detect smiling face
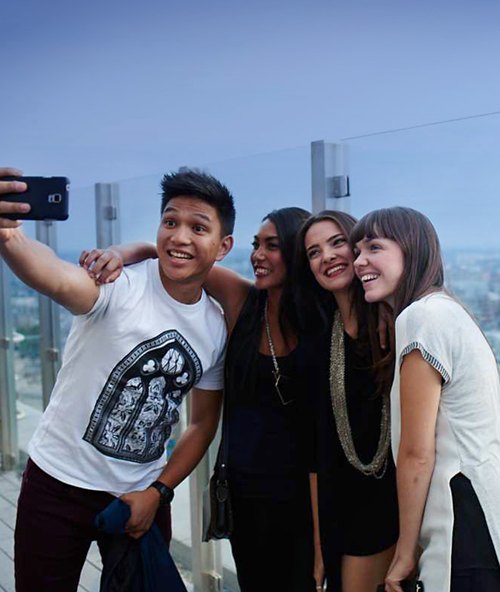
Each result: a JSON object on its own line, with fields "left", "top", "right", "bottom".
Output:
{"left": 353, "top": 236, "right": 405, "bottom": 307}
{"left": 156, "top": 195, "right": 232, "bottom": 302}
{"left": 250, "top": 219, "right": 287, "bottom": 291}
{"left": 304, "top": 219, "right": 356, "bottom": 295}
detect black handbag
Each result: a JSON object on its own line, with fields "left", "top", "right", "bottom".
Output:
{"left": 202, "top": 397, "right": 233, "bottom": 542}
{"left": 376, "top": 579, "right": 424, "bottom": 592}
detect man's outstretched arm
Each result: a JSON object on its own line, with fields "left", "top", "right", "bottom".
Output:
{"left": 0, "top": 170, "right": 100, "bottom": 314}
{"left": 121, "top": 386, "right": 223, "bottom": 539}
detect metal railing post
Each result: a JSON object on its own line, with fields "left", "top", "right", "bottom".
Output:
{"left": 188, "top": 397, "right": 223, "bottom": 592}
{"left": 36, "top": 221, "right": 62, "bottom": 409}
{"left": 95, "top": 183, "right": 121, "bottom": 248}
{"left": 311, "top": 140, "right": 351, "bottom": 213}
{"left": 0, "top": 260, "right": 18, "bottom": 470}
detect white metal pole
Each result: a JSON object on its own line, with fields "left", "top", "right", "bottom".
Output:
{"left": 188, "top": 392, "right": 224, "bottom": 592}
{"left": 36, "top": 220, "right": 62, "bottom": 409}
{"left": 311, "top": 140, "right": 351, "bottom": 213}
{"left": 95, "top": 183, "right": 121, "bottom": 248}
{"left": 0, "top": 260, "right": 18, "bottom": 469}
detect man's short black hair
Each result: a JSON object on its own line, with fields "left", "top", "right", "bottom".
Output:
{"left": 160, "top": 168, "right": 235, "bottom": 236}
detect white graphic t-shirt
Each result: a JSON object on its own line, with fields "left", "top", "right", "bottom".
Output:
{"left": 29, "top": 259, "right": 226, "bottom": 495}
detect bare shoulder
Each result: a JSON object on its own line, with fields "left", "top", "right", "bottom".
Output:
{"left": 205, "top": 266, "right": 252, "bottom": 330}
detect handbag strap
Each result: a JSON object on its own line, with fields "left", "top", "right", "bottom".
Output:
{"left": 216, "top": 394, "right": 230, "bottom": 482}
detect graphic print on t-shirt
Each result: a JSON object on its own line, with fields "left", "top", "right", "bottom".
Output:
{"left": 83, "top": 330, "right": 202, "bottom": 463}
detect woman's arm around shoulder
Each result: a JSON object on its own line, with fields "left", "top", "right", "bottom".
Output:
{"left": 204, "top": 266, "right": 253, "bottom": 333}
{"left": 79, "top": 243, "right": 157, "bottom": 284}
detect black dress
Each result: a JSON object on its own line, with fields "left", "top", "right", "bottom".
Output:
{"left": 223, "top": 288, "right": 315, "bottom": 592}
{"left": 306, "top": 329, "right": 399, "bottom": 588}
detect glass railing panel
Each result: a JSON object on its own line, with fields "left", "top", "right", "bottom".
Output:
{"left": 5, "top": 146, "right": 310, "bottom": 583}
{"left": 118, "top": 146, "right": 311, "bottom": 272}
{"left": 57, "top": 184, "right": 98, "bottom": 341}
{"left": 8, "top": 221, "right": 43, "bottom": 448}
{"left": 11, "top": 185, "right": 97, "bottom": 467}
{"left": 346, "top": 116, "right": 500, "bottom": 360}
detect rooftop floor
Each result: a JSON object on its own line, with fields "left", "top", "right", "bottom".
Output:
{"left": 0, "top": 470, "right": 194, "bottom": 592}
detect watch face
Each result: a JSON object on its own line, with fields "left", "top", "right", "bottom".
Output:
{"left": 151, "top": 481, "right": 174, "bottom": 505}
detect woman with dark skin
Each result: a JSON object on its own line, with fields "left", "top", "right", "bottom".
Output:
{"left": 295, "top": 211, "right": 399, "bottom": 592}
{"left": 80, "top": 207, "right": 316, "bottom": 592}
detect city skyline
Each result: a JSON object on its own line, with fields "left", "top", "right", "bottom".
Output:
{"left": 8, "top": 245, "right": 500, "bottom": 364}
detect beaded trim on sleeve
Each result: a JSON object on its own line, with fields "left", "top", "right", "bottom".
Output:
{"left": 329, "top": 310, "right": 390, "bottom": 478}
{"left": 400, "top": 342, "right": 451, "bottom": 384}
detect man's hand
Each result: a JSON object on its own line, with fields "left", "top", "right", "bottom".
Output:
{"left": 0, "top": 167, "right": 100, "bottom": 314}
{"left": 0, "top": 167, "right": 30, "bottom": 240}
{"left": 121, "top": 487, "right": 161, "bottom": 539}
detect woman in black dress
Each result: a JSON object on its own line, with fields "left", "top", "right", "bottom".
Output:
{"left": 296, "top": 211, "right": 399, "bottom": 592}
{"left": 204, "top": 207, "right": 315, "bottom": 592}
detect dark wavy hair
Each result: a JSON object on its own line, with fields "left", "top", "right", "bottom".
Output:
{"left": 350, "top": 206, "right": 444, "bottom": 317}
{"left": 224, "top": 207, "right": 311, "bottom": 404}
{"left": 263, "top": 207, "right": 311, "bottom": 340}
{"left": 295, "top": 210, "right": 390, "bottom": 395}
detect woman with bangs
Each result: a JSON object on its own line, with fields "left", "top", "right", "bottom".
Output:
{"left": 352, "top": 207, "right": 500, "bottom": 592}
{"left": 295, "top": 211, "right": 399, "bottom": 592}
{"left": 80, "top": 207, "right": 317, "bottom": 592}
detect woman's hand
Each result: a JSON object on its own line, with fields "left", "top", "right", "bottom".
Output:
{"left": 79, "top": 248, "right": 124, "bottom": 284}
{"left": 383, "top": 547, "right": 417, "bottom": 592}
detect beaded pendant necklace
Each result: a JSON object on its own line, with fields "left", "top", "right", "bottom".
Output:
{"left": 264, "top": 302, "right": 293, "bottom": 406}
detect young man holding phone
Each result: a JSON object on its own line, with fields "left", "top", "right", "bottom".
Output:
{"left": 0, "top": 166, "right": 235, "bottom": 592}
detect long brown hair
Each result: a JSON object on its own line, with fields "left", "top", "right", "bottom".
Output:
{"left": 295, "top": 210, "right": 389, "bottom": 395}
{"left": 350, "top": 207, "right": 446, "bottom": 392}
{"left": 350, "top": 206, "right": 445, "bottom": 317}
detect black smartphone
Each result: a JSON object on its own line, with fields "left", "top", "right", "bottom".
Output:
{"left": 1, "top": 176, "right": 70, "bottom": 221}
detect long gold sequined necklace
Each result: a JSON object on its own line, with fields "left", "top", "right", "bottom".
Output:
{"left": 264, "top": 302, "right": 293, "bottom": 406}
{"left": 329, "top": 309, "right": 390, "bottom": 477}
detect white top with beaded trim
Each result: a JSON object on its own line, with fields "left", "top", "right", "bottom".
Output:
{"left": 391, "top": 291, "right": 500, "bottom": 592}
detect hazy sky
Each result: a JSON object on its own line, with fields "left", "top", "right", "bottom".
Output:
{"left": 3, "top": 0, "right": 500, "bottom": 248}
